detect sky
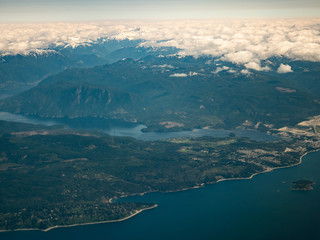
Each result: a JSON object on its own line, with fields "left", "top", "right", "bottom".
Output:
{"left": 0, "top": 0, "right": 320, "bottom": 22}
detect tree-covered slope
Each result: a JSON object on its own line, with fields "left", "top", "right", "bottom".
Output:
{"left": 1, "top": 56, "right": 320, "bottom": 129}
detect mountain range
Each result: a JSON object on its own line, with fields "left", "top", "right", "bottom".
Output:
{"left": 1, "top": 53, "right": 319, "bottom": 130}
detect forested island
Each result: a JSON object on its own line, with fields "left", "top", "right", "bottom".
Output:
{"left": 292, "top": 179, "right": 316, "bottom": 191}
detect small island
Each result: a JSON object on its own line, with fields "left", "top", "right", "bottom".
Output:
{"left": 292, "top": 179, "right": 315, "bottom": 191}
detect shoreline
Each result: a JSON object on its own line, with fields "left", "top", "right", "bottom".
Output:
{"left": 214, "top": 150, "right": 315, "bottom": 184}
{"left": 0, "top": 204, "right": 158, "bottom": 233}
{"left": 118, "top": 149, "right": 319, "bottom": 198}
{"left": 1, "top": 149, "right": 319, "bottom": 234}
{"left": 165, "top": 149, "right": 319, "bottom": 193}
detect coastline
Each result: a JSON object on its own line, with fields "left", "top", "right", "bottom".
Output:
{"left": 166, "top": 149, "right": 319, "bottom": 193}
{"left": 1, "top": 149, "right": 319, "bottom": 233}
{"left": 0, "top": 204, "right": 158, "bottom": 233}
{"left": 123, "top": 149, "right": 320, "bottom": 197}
{"left": 214, "top": 149, "right": 318, "bottom": 184}
{"left": 168, "top": 149, "right": 320, "bottom": 194}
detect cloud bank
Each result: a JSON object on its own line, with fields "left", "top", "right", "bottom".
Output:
{"left": 1, "top": 19, "right": 320, "bottom": 71}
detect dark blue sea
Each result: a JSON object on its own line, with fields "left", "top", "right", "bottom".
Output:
{"left": 2, "top": 149, "right": 320, "bottom": 240}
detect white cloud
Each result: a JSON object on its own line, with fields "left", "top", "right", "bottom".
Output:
{"left": 213, "top": 66, "right": 229, "bottom": 74}
{"left": 0, "top": 19, "right": 319, "bottom": 71}
{"left": 241, "top": 69, "right": 251, "bottom": 75}
{"left": 277, "top": 64, "right": 293, "bottom": 73}
{"left": 213, "top": 68, "right": 222, "bottom": 74}
{"left": 170, "top": 73, "right": 187, "bottom": 77}
{"left": 222, "top": 51, "right": 255, "bottom": 64}
{"left": 244, "top": 62, "right": 270, "bottom": 71}
{"left": 188, "top": 72, "right": 199, "bottom": 76}
{"left": 222, "top": 66, "right": 229, "bottom": 70}
{"left": 152, "top": 64, "right": 175, "bottom": 69}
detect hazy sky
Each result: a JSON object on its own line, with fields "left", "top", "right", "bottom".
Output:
{"left": 0, "top": 0, "right": 319, "bottom": 22}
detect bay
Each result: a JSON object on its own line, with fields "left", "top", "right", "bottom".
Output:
{"left": 2, "top": 151, "right": 320, "bottom": 240}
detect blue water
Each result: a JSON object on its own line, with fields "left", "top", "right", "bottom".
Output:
{"left": 104, "top": 124, "right": 279, "bottom": 141}
{"left": 0, "top": 111, "right": 279, "bottom": 141}
{"left": 2, "top": 151, "right": 320, "bottom": 240}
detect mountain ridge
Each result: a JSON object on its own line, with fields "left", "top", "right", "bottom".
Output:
{"left": 1, "top": 56, "right": 319, "bottom": 130}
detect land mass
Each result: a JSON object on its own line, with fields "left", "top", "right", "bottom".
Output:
{"left": 1, "top": 116, "right": 319, "bottom": 231}
{"left": 1, "top": 54, "right": 320, "bottom": 232}
{"left": 0, "top": 204, "right": 158, "bottom": 233}
{"left": 1, "top": 56, "right": 320, "bottom": 131}
{"left": 292, "top": 179, "right": 316, "bottom": 191}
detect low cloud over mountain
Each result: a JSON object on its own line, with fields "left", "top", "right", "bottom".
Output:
{"left": 1, "top": 19, "right": 319, "bottom": 71}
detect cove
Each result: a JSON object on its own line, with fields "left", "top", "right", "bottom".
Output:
{"left": 1, "top": 150, "right": 320, "bottom": 240}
